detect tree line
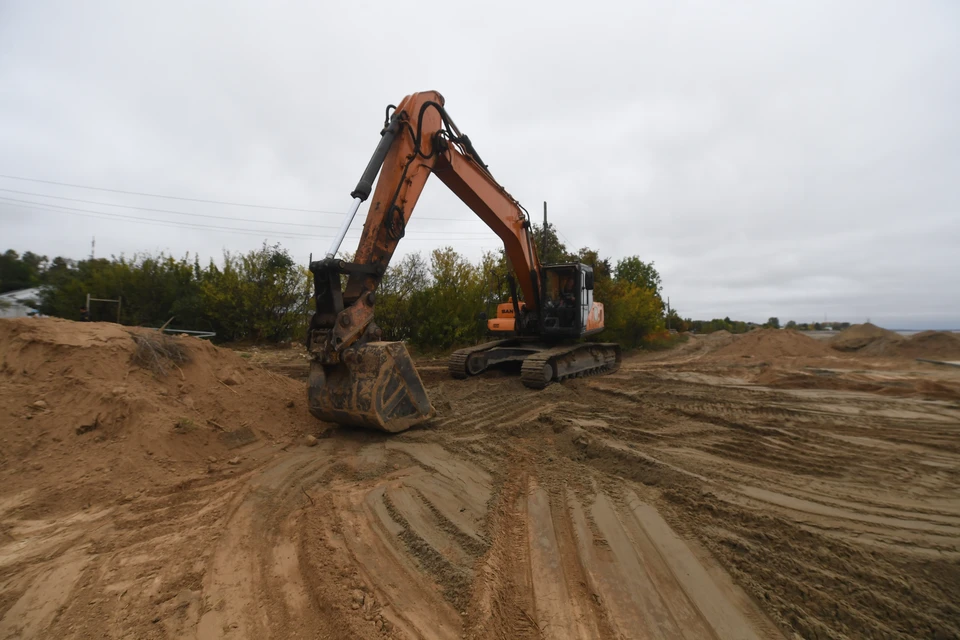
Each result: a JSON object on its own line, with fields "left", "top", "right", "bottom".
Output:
{"left": 1, "top": 228, "right": 670, "bottom": 349}
{"left": 669, "top": 316, "right": 854, "bottom": 335}
{"left": 671, "top": 316, "right": 782, "bottom": 334}
{"left": 376, "top": 224, "right": 668, "bottom": 351}
{"left": 0, "top": 249, "right": 47, "bottom": 293}
{"left": 785, "top": 320, "right": 851, "bottom": 331}
{"left": 1, "top": 245, "right": 309, "bottom": 342}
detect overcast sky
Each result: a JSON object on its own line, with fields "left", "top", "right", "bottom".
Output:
{"left": 1, "top": 1, "right": 957, "bottom": 328}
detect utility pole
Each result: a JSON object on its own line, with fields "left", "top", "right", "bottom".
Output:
{"left": 90, "top": 236, "right": 95, "bottom": 260}
{"left": 542, "top": 201, "right": 548, "bottom": 258}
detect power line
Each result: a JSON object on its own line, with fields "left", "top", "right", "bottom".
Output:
{"left": 0, "top": 186, "right": 488, "bottom": 226}
{"left": 0, "top": 200, "right": 323, "bottom": 242}
{"left": 0, "top": 174, "right": 492, "bottom": 224}
{"left": 557, "top": 228, "right": 576, "bottom": 249}
{"left": 0, "top": 199, "right": 349, "bottom": 241}
{"left": 0, "top": 173, "right": 341, "bottom": 214}
{"left": 0, "top": 195, "right": 495, "bottom": 237}
{"left": 0, "top": 199, "right": 497, "bottom": 244}
{"left": 0, "top": 188, "right": 343, "bottom": 229}
{"left": 0, "top": 198, "right": 494, "bottom": 242}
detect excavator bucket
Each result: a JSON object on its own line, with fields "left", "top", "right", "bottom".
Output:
{"left": 307, "top": 341, "right": 435, "bottom": 433}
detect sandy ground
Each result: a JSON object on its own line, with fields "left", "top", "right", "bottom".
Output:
{"left": 1, "top": 320, "right": 959, "bottom": 639}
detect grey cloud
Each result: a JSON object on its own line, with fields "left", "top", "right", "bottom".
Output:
{"left": 1, "top": 0, "right": 957, "bottom": 327}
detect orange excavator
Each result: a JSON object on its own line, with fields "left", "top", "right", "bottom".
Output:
{"left": 307, "top": 91, "right": 620, "bottom": 433}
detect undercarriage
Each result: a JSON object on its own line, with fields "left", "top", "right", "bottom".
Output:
{"left": 449, "top": 338, "right": 621, "bottom": 388}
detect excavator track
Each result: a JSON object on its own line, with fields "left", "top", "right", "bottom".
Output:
{"left": 447, "top": 351, "right": 470, "bottom": 380}
{"left": 520, "top": 342, "right": 621, "bottom": 389}
{"left": 448, "top": 340, "right": 516, "bottom": 379}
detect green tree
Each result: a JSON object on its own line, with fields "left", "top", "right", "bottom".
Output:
{"left": 765, "top": 317, "right": 780, "bottom": 329}
{"left": 38, "top": 253, "right": 202, "bottom": 324}
{"left": 596, "top": 279, "right": 664, "bottom": 347}
{"left": 377, "top": 252, "right": 429, "bottom": 341}
{"left": 531, "top": 223, "right": 572, "bottom": 265}
{"left": 36, "top": 243, "right": 309, "bottom": 341}
{"left": 614, "top": 256, "right": 661, "bottom": 294}
{"left": 665, "top": 309, "right": 687, "bottom": 332}
{"left": 574, "top": 247, "right": 613, "bottom": 280}
{"left": 0, "top": 249, "right": 47, "bottom": 293}
{"left": 785, "top": 320, "right": 797, "bottom": 329}
{"left": 21, "top": 251, "right": 48, "bottom": 274}
{"left": 199, "top": 243, "right": 309, "bottom": 341}
{"left": 687, "top": 317, "right": 753, "bottom": 334}
{"left": 407, "top": 247, "right": 486, "bottom": 350}
{"left": 477, "top": 250, "right": 513, "bottom": 315}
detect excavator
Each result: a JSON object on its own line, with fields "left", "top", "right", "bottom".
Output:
{"left": 307, "top": 90, "right": 621, "bottom": 433}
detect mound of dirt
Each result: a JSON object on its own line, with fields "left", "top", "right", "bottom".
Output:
{"left": 0, "top": 317, "right": 312, "bottom": 513}
{"left": 858, "top": 336, "right": 909, "bottom": 356}
{"left": 901, "top": 330, "right": 960, "bottom": 359}
{"left": 700, "top": 329, "right": 734, "bottom": 347}
{"left": 678, "top": 330, "right": 735, "bottom": 353}
{"left": 830, "top": 323, "right": 905, "bottom": 353}
{"left": 830, "top": 324, "right": 960, "bottom": 359}
{"left": 710, "top": 329, "right": 834, "bottom": 359}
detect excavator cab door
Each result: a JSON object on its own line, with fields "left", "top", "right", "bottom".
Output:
{"left": 581, "top": 266, "right": 594, "bottom": 330}
{"left": 541, "top": 264, "right": 587, "bottom": 339}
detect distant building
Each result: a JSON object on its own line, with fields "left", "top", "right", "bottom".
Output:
{"left": 0, "top": 287, "right": 43, "bottom": 318}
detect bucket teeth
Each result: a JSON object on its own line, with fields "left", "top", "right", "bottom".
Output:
{"left": 308, "top": 342, "right": 434, "bottom": 433}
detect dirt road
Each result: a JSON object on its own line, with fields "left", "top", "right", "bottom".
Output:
{"left": 2, "top": 320, "right": 959, "bottom": 638}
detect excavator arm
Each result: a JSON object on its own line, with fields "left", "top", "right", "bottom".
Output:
{"left": 307, "top": 91, "right": 543, "bottom": 431}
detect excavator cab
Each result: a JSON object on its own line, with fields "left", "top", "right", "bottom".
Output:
{"left": 541, "top": 264, "right": 598, "bottom": 338}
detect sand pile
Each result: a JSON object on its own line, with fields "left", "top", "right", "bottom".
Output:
{"left": 830, "top": 323, "right": 905, "bottom": 353}
{"left": 830, "top": 324, "right": 960, "bottom": 359}
{"left": 0, "top": 317, "right": 311, "bottom": 511}
{"left": 700, "top": 329, "right": 735, "bottom": 348}
{"left": 711, "top": 329, "right": 834, "bottom": 359}
{"left": 901, "top": 331, "right": 960, "bottom": 360}
{"left": 679, "top": 330, "right": 735, "bottom": 353}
